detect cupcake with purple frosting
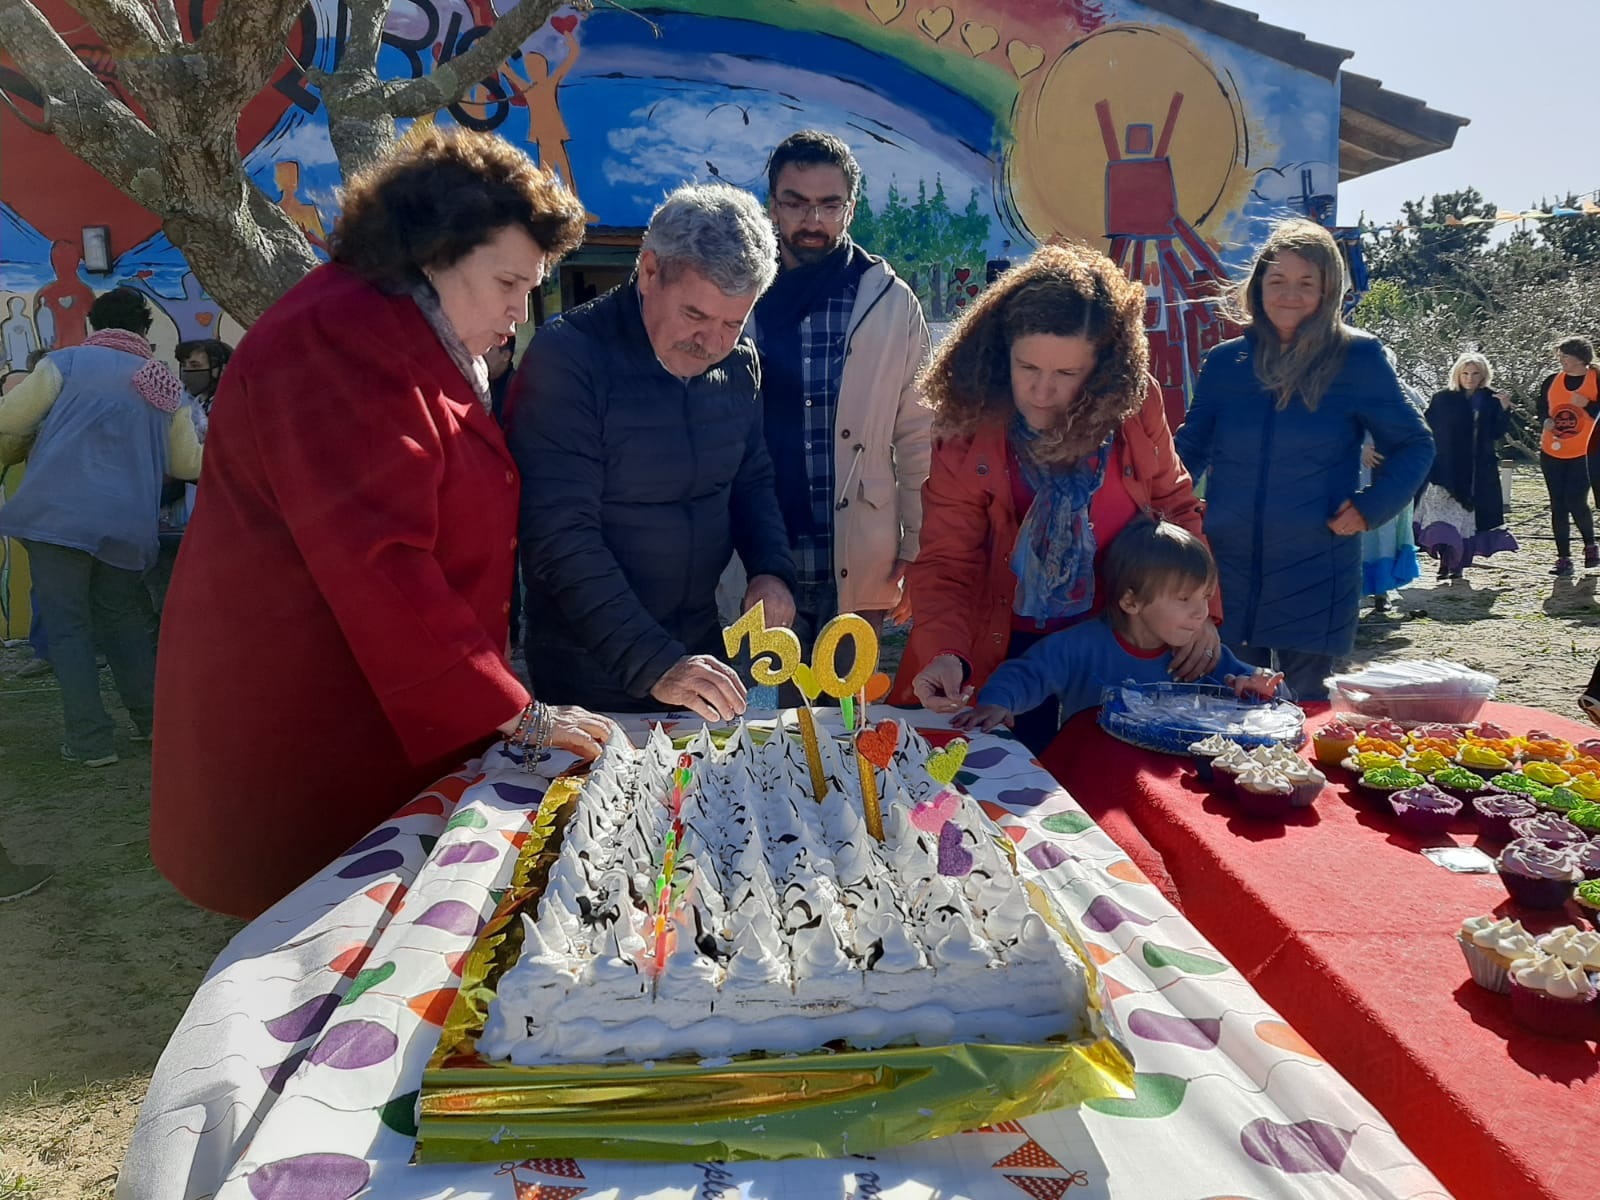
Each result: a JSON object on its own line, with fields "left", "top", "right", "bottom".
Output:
{"left": 1472, "top": 793, "right": 1539, "bottom": 844}
{"left": 1496, "top": 839, "right": 1583, "bottom": 909}
{"left": 1509, "top": 813, "right": 1589, "bottom": 848}
{"left": 1388, "top": 783, "right": 1462, "bottom": 835}
{"left": 1569, "top": 839, "right": 1600, "bottom": 882}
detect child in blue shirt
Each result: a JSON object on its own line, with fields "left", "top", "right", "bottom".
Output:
{"left": 954, "top": 518, "right": 1282, "bottom": 734}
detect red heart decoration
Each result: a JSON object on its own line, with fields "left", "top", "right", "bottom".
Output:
{"left": 196, "top": 312, "right": 215, "bottom": 326}
{"left": 954, "top": 267, "right": 971, "bottom": 283}
{"left": 551, "top": 14, "right": 579, "bottom": 33}
{"left": 855, "top": 719, "right": 899, "bottom": 768}
{"left": 966, "top": 284, "right": 979, "bottom": 296}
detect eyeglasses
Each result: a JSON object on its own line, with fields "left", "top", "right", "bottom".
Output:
{"left": 776, "top": 199, "right": 848, "bottom": 222}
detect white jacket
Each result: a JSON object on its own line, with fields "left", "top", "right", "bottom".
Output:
{"left": 831, "top": 260, "right": 933, "bottom": 612}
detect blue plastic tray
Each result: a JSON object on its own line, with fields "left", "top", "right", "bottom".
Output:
{"left": 1096, "top": 680, "right": 1306, "bottom": 757}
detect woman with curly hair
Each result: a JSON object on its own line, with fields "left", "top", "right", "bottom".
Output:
{"left": 151, "top": 128, "right": 613, "bottom": 919}
{"left": 891, "top": 241, "right": 1215, "bottom": 750}
{"left": 1175, "top": 219, "right": 1433, "bottom": 699}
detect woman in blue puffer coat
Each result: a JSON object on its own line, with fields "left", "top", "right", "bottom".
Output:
{"left": 1175, "top": 219, "right": 1434, "bottom": 699}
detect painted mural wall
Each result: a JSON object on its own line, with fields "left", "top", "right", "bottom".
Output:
{"left": 1, "top": 0, "right": 1341, "bottom": 400}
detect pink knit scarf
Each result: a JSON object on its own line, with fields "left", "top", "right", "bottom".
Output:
{"left": 82, "top": 329, "right": 182, "bottom": 413}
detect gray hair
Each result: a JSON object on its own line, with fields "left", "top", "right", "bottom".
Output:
{"left": 640, "top": 183, "right": 777, "bottom": 297}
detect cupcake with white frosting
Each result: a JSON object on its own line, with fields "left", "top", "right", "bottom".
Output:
{"left": 1455, "top": 914, "right": 1537, "bottom": 993}
{"left": 1508, "top": 950, "right": 1598, "bottom": 1039}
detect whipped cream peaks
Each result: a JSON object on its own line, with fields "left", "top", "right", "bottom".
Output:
{"left": 1511, "top": 950, "right": 1597, "bottom": 1001}
{"left": 1535, "top": 925, "right": 1600, "bottom": 971}
{"left": 480, "top": 721, "right": 1091, "bottom": 1065}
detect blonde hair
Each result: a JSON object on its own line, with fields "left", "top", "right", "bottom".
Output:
{"left": 1447, "top": 352, "right": 1493, "bottom": 391}
{"left": 1223, "top": 218, "right": 1350, "bottom": 412}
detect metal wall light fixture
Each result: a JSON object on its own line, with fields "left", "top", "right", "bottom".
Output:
{"left": 81, "top": 225, "right": 112, "bottom": 274}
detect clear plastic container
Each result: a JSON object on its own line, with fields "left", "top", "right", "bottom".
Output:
{"left": 1097, "top": 680, "right": 1306, "bottom": 755}
{"left": 1324, "top": 659, "right": 1497, "bottom": 726}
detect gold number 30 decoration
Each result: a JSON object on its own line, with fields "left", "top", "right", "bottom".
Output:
{"left": 722, "top": 605, "right": 880, "bottom": 698}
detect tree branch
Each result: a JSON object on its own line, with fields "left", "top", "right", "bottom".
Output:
{"left": 143, "top": 0, "right": 182, "bottom": 44}
{"left": 313, "top": 0, "right": 394, "bottom": 172}
{"left": 379, "top": 0, "right": 580, "bottom": 120}
{"left": 0, "top": 0, "right": 167, "bottom": 208}
{"left": 70, "top": 0, "right": 168, "bottom": 53}
{"left": 339, "top": 0, "right": 387, "bottom": 79}
{"left": 194, "top": 0, "right": 308, "bottom": 117}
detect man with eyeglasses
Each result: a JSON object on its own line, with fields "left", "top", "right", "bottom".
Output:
{"left": 751, "top": 130, "right": 932, "bottom": 680}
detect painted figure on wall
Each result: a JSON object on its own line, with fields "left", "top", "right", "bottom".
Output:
{"left": 1099, "top": 93, "right": 1228, "bottom": 431}
{"left": 3, "top": 0, "right": 1352, "bottom": 389}
{"left": 459, "top": 15, "right": 583, "bottom": 203}
{"left": 272, "top": 160, "right": 328, "bottom": 250}
{"left": 36, "top": 239, "right": 94, "bottom": 348}
{"left": 2, "top": 297, "right": 40, "bottom": 370}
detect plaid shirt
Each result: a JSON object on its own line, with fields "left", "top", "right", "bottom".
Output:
{"left": 791, "top": 280, "right": 858, "bottom": 590}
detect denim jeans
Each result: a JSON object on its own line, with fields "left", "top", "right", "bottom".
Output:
{"left": 21, "top": 540, "right": 156, "bottom": 756}
{"left": 26, "top": 584, "right": 47, "bottom": 660}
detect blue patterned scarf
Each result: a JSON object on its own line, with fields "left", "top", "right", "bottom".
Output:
{"left": 1009, "top": 416, "right": 1113, "bottom": 623}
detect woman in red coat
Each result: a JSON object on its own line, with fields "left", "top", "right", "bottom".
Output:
{"left": 892, "top": 242, "right": 1219, "bottom": 750}
{"left": 152, "top": 129, "right": 611, "bottom": 919}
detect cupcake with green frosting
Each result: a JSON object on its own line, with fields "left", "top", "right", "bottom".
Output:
{"left": 1538, "top": 786, "right": 1584, "bottom": 816}
{"left": 1574, "top": 878, "right": 1600, "bottom": 927}
{"left": 1355, "top": 765, "right": 1426, "bottom": 807}
{"left": 1430, "top": 764, "right": 1491, "bottom": 802}
{"left": 1486, "top": 773, "right": 1555, "bottom": 805}
{"left": 1567, "top": 801, "right": 1600, "bottom": 836}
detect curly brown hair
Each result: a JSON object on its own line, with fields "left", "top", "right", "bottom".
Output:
{"left": 920, "top": 241, "right": 1148, "bottom": 465}
{"left": 331, "top": 126, "right": 586, "bottom": 292}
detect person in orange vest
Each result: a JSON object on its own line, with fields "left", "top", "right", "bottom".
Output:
{"left": 1535, "top": 336, "right": 1600, "bottom": 575}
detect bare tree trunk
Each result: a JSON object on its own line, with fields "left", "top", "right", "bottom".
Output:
{"left": 0, "top": 0, "right": 581, "bottom": 324}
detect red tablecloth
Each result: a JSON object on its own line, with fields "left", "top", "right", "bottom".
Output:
{"left": 1043, "top": 701, "right": 1598, "bottom": 1200}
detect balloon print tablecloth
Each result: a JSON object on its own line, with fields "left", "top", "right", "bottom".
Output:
{"left": 117, "top": 713, "right": 1450, "bottom": 1200}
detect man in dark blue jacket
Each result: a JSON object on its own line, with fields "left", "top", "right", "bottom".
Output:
{"left": 509, "top": 184, "right": 797, "bottom": 720}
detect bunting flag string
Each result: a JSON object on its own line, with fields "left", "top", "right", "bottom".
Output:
{"left": 1356, "top": 191, "right": 1600, "bottom": 240}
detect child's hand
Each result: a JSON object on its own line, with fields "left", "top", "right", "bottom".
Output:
{"left": 1226, "top": 670, "right": 1284, "bottom": 701}
{"left": 952, "top": 703, "right": 1014, "bottom": 733}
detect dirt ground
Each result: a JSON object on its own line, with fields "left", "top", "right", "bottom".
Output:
{"left": 0, "top": 466, "right": 1595, "bottom": 1199}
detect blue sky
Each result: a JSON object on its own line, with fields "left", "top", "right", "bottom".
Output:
{"left": 1244, "top": 0, "right": 1598, "bottom": 225}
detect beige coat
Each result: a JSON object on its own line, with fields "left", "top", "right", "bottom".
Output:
{"left": 831, "top": 261, "right": 933, "bottom": 612}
